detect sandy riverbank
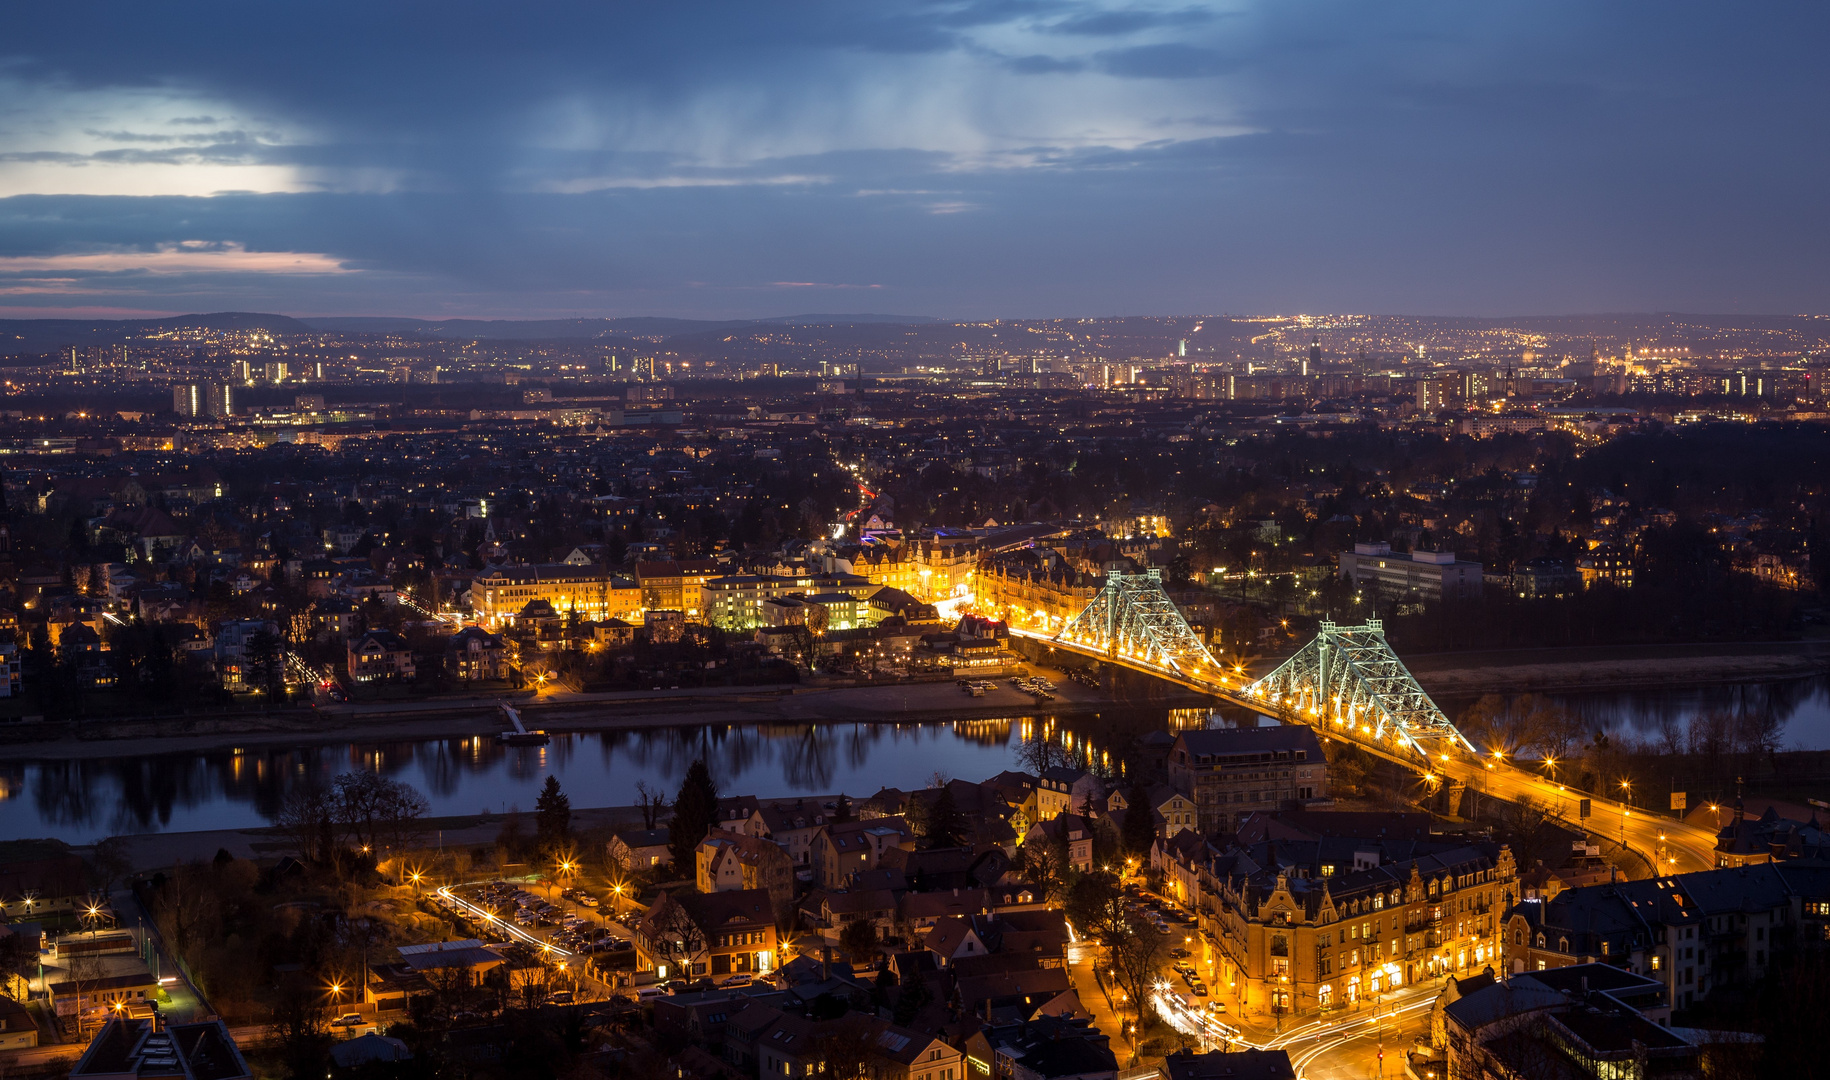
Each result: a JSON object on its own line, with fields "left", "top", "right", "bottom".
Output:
{"left": 1407, "top": 641, "right": 1830, "bottom": 695}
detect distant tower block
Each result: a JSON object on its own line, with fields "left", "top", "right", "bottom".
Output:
{"left": 1308, "top": 337, "right": 1320, "bottom": 375}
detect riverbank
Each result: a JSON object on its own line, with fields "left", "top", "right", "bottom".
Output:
{"left": 1407, "top": 641, "right": 1830, "bottom": 695}
{"left": 0, "top": 665, "right": 1213, "bottom": 761}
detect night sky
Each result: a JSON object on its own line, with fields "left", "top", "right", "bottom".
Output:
{"left": 2, "top": 2, "right": 1825, "bottom": 320}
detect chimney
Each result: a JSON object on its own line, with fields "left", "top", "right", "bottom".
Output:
{"left": 1580, "top": 975, "right": 1589, "bottom": 995}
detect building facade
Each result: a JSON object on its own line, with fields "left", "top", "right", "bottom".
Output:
{"left": 1337, "top": 542, "right": 1482, "bottom": 601}
{"left": 1502, "top": 862, "right": 1830, "bottom": 1012}
{"left": 471, "top": 563, "right": 642, "bottom": 627}
{"left": 1167, "top": 727, "right": 1329, "bottom": 834}
{"left": 1192, "top": 843, "right": 1516, "bottom": 1018}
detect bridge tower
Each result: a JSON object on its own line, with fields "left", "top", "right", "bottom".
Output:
{"left": 1054, "top": 569, "right": 1223, "bottom": 682}
{"left": 1242, "top": 619, "right": 1476, "bottom": 758}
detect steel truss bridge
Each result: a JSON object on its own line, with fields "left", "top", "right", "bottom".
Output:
{"left": 1044, "top": 570, "right": 1473, "bottom": 759}
{"left": 1023, "top": 569, "right": 1723, "bottom": 874}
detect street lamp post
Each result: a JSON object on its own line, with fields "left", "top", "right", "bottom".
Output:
{"left": 1620, "top": 779, "right": 1633, "bottom": 846}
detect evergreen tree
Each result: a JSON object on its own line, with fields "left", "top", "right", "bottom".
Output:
{"left": 1120, "top": 781, "right": 1158, "bottom": 858}
{"left": 534, "top": 776, "right": 572, "bottom": 855}
{"left": 892, "top": 970, "right": 931, "bottom": 1024}
{"left": 923, "top": 787, "right": 966, "bottom": 850}
{"left": 669, "top": 759, "right": 720, "bottom": 870}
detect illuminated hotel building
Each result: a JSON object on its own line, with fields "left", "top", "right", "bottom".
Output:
{"left": 471, "top": 564, "right": 643, "bottom": 627}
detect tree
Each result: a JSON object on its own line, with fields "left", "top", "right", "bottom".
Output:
{"left": 669, "top": 759, "right": 720, "bottom": 870}
{"left": 331, "top": 772, "right": 430, "bottom": 856}
{"left": 276, "top": 783, "right": 337, "bottom": 864}
{"left": 0, "top": 931, "right": 34, "bottom": 1000}
{"left": 497, "top": 808, "right": 528, "bottom": 862}
{"left": 1497, "top": 797, "right": 1563, "bottom": 878}
{"left": 1016, "top": 731, "right": 1070, "bottom": 775}
{"left": 634, "top": 780, "right": 668, "bottom": 830}
{"left": 1064, "top": 871, "right": 1127, "bottom": 943}
{"left": 892, "top": 969, "right": 932, "bottom": 1025}
{"left": 839, "top": 918, "right": 878, "bottom": 965}
{"left": 1104, "top": 912, "right": 1168, "bottom": 1028}
{"left": 922, "top": 787, "right": 966, "bottom": 850}
{"left": 534, "top": 776, "right": 572, "bottom": 856}
{"left": 246, "top": 629, "right": 286, "bottom": 700}
{"left": 1018, "top": 835, "right": 1069, "bottom": 904}
{"left": 87, "top": 836, "right": 133, "bottom": 893}
{"left": 1119, "top": 781, "right": 1158, "bottom": 858}
{"left": 810, "top": 1014, "right": 890, "bottom": 1080}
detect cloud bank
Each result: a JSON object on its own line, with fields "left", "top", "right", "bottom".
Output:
{"left": 0, "top": 2, "right": 1825, "bottom": 318}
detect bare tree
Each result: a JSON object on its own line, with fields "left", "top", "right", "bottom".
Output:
{"left": 332, "top": 772, "right": 430, "bottom": 855}
{"left": 1103, "top": 912, "right": 1168, "bottom": 1028}
{"left": 1018, "top": 837, "right": 1069, "bottom": 904}
{"left": 275, "top": 783, "right": 336, "bottom": 864}
{"left": 811, "top": 1014, "right": 894, "bottom": 1080}
{"left": 1498, "top": 796, "right": 1563, "bottom": 877}
{"left": 633, "top": 780, "right": 668, "bottom": 830}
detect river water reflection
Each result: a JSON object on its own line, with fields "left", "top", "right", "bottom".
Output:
{"left": 0, "top": 711, "right": 1223, "bottom": 845}
{"left": 1548, "top": 675, "right": 1830, "bottom": 750}
{"left": 3, "top": 677, "right": 1825, "bottom": 845}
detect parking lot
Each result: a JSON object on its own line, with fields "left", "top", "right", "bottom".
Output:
{"left": 436, "top": 880, "right": 639, "bottom": 989}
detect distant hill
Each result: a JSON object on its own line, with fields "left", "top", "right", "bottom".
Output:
{"left": 0, "top": 311, "right": 314, "bottom": 355}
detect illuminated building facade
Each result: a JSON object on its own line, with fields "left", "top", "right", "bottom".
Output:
{"left": 1187, "top": 842, "right": 1515, "bottom": 1018}
{"left": 471, "top": 563, "right": 642, "bottom": 627}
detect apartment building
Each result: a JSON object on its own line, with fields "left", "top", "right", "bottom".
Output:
{"left": 1502, "top": 861, "right": 1830, "bottom": 1011}
{"left": 1167, "top": 727, "right": 1329, "bottom": 834}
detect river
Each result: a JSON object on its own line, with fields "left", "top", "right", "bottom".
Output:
{"left": 3, "top": 675, "right": 1826, "bottom": 845}
{"left": 0, "top": 709, "right": 1222, "bottom": 845}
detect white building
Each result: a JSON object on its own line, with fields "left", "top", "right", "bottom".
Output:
{"left": 1337, "top": 542, "right": 1482, "bottom": 601}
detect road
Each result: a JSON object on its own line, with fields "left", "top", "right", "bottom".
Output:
{"left": 1434, "top": 750, "right": 1716, "bottom": 876}
{"left": 1271, "top": 987, "right": 1434, "bottom": 1080}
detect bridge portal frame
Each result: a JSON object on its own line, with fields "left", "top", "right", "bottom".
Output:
{"left": 1241, "top": 618, "right": 1477, "bottom": 758}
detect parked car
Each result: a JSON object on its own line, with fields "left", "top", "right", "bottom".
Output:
{"left": 331, "top": 1013, "right": 365, "bottom": 1028}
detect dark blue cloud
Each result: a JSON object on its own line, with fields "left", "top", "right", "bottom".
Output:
{"left": 1006, "top": 53, "right": 1087, "bottom": 74}
{"left": 0, "top": 1, "right": 1827, "bottom": 318}
{"left": 1045, "top": 7, "right": 1218, "bottom": 36}
{"left": 1094, "top": 42, "right": 1234, "bottom": 78}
